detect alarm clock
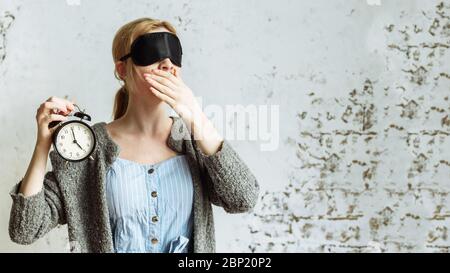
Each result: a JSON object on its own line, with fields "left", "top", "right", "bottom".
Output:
{"left": 49, "top": 105, "right": 96, "bottom": 162}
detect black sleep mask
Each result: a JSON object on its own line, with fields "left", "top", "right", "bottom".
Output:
{"left": 119, "top": 32, "right": 183, "bottom": 67}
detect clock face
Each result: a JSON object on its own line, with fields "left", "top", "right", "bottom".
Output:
{"left": 54, "top": 121, "right": 96, "bottom": 161}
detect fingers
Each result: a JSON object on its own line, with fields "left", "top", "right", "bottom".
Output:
{"left": 149, "top": 87, "right": 176, "bottom": 107}
{"left": 46, "top": 114, "right": 69, "bottom": 133}
{"left": 37, "top": 96, "right": 75, "bottom": 123}
{"left": 38, "top": 113, "right": 68, "bottom": 133}
{"left": 144, "top": 75, "right": 178, "bottom": 99}
{"left": 151, "top": 69, "right": 181, "bottom": 85}
{"left": 39, "top": 101, "right": 66, "bottom": 115}
{"left": 46, "top": 113, "right": 68, "bottom": 122}
{"left": 40, "top": 113, "right": 68, "bottom": 124}
{"left": 144, "top": 73, "right": 177, "bottom": 90}
{"left": 45, "top": 96, "right": 75, "bottom": 114}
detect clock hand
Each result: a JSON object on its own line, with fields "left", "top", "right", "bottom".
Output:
{"left": 70, "top": 128, "right": 86, "bottom": 152}
{"left": 75, "top": 142, "right": 86, "bottom": 152}
{"left": 71, "top": 127, "right": 77, "bottom": 142}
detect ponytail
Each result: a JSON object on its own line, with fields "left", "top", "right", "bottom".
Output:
{"left": 113, "top": 86, "right": 128, "bottom": 120}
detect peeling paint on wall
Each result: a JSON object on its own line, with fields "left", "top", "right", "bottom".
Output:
{"left": 239, "top": 2, "right": 450, "bottom": 253}
{"left": 0, "top": 11, "right": 15, "bottom": 65}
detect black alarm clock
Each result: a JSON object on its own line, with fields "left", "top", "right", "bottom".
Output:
{"left": 48, "top": 105, "right": 96, "bottom": 162}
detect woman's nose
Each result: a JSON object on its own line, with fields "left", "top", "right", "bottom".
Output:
{"left": 158, "top": 58, "right": 174, "bottom": 72}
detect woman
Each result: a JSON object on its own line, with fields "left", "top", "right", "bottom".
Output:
{"left": 9, "top": 18, "right": 259, "bottom": 253}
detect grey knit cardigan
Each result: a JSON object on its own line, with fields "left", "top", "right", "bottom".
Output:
{"left": 9, "top": 116, "right": 260, "bottom": 253}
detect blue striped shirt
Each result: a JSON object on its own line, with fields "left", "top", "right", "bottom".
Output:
{"left": 105, "top": 154, "right": 194, "bottom": 253}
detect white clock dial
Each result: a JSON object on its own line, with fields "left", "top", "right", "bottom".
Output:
{"left": 55, "top": 122, "right": 95, "bottom": 161}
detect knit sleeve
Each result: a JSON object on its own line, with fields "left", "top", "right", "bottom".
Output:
{"left": 192, "top": 139, "right": 260, "bottom": 213}
{"left": 8, "top": 171, "right": 66, "bottom": 245}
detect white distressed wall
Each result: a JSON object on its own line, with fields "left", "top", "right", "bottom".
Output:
{"left": 0, "top": 0, "right": 449, "bottom": 252}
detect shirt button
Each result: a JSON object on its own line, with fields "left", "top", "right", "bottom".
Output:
{"left": 148, "top": 168, "right": 154, "bottom": 174}
{"left": 151, "top": 191, "right": 157, "bottom": 198}
{"left": 151, "top": 238, "right": 158, "bottom": 244}
{"left": 152, "top": 216, "right": 159, "bottom": 223}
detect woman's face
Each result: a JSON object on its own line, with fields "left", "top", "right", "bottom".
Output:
{"left": 118, "top": 27, "right": 181, "bottom": 97}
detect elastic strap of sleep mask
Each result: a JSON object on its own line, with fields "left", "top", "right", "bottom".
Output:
{"left": 119, "top": 53, "right": 131, "bottom": 62}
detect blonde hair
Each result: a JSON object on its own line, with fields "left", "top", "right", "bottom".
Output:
{"left": 112, "top": 18, "right": 178, "bottom": 120}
